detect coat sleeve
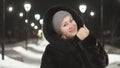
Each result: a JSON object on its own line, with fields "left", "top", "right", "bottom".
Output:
{"left": 81, "top": 34, "right": 109, "bottom": 67}
{"left": 73, "top": 33, "right": 109, "bottom": 68}
{"left": 40, "top": 45, "right": 56, "bottom": 68}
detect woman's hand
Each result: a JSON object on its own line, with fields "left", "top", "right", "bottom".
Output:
{"left": 76, "top": 25, "right": 89, "bottom": 40}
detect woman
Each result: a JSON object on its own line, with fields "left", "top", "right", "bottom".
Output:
{"left": 41, "top": 6, "right": 108, "bottom": 68}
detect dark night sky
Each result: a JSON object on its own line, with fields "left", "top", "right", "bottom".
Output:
{"left": 0, "top": 0, "right": 120, "bottom": 39}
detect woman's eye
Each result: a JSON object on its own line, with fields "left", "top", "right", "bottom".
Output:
{"left": 63, "top": 22, "right": 69, "bottom": 27}
{"left": 63, "top": 24, "right": 67, "bottom": 27}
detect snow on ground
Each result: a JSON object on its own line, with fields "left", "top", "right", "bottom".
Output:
{"left": 0, "top": 39, "right": 120, "bottom": 68}
{"left": 13, "top": 46, "right": 42, "bottom": 65}
{"left": 1, "top": 53, "right": 120, "bottom": 68}
{"left": 0, "top": 54, "right": 40, "bottom": 68}
{"left": 108, "top": 54, "right": 120, "bottom": 64}
{"left": 106, "top": 54, "right": 120, "bottom": 68}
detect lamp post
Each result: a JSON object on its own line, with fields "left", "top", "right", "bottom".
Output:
{"left": 100, "top": 0, "right": 104, "bottom": 46}
{"left": 34, "top": 14, "right": 40, "bottom": 44}
{"left": 39, "top": 19, "right": 44, "bottom": 40}
{"left": 79, "top": 4, "right": 87, "bottom": 24}
{"left": 24, "top": 2, "right": 31, "bottom": 49}
{"left": 1, "top": 0, "right": 5, "bottom": 60}
{"left": 39, "top": 19, "right": 43, "bottom": 30}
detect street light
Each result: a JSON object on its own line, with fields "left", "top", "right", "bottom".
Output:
{"left": 79, "top": 4, "right": 87, "bottom": 14}
{"left": 79, "top": 4, "right": 87, "bottom": 24}
{"left": 25, "top": 19, "right": 28, "bottom": 23}
{"left": 90, "top": 11, "right": 95, "bottom": 17}
{"left": 37, "top": 29, "right": 42, "bottom": 38}
{"left": 34, "top": 25, "right": 38, "bottom": 30}
{"left": 8, "top": 6, "right": 13, "bottom": 12}
{"left": 24, "top": 2, "right": 31, "bottom": 12}
{"left": 31, "top": 22, "right": 35, "bottom": 27}
{"left": 34, "top": 14, "right": 40, "bottom": 21}
{"left": 34, "top": 14, "right": 41, "bottom": 44}
{"left": 39, "top": 19, "right": 43, "bottom": 26}
{"left": 39, "top": 19, "right": 43, "bottom": 30}
{"left": 34, "top": 14, "right": 41, "bottom": 29}
{"left": 24, "top": 2, "right": 31, "bottom": 22}
{"left": 24, "top": 2, "right": 31, "bottom": 49}
{"left": 19, "top": 12, "right": 24, "bottom": 18}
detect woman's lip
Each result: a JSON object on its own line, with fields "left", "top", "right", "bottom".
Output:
{"left": 69, "top": 28, "right": 77, "bottom": 32}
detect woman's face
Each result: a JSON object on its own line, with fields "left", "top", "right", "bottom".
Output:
{"left": 60, "top": 15, "right": 78, "bottom": 39}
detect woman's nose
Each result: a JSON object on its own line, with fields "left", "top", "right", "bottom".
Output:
{"left": 69, "top": 23, "right": 74, "bottom": 28}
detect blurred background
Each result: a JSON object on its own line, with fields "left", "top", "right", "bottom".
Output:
{"left": 0, "top": 0, "right": 120, "bottom": 68}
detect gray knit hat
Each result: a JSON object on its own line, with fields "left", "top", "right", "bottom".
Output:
{"left": 52, "top": 10, "right": 72, "bottom": 34}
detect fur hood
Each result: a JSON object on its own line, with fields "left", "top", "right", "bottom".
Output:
{"left": 43, "top": 5, "right": 84, "bottom": 44}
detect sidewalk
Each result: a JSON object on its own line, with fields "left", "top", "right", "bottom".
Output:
{"left": 0, "top": 39, "right": 48, "bottom": 68}
{"left": 0, "top": 54, "right": 39, "bottom": 68}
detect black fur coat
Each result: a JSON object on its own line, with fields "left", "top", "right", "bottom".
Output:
{"left": 41, "top": 6, "right": 108, "bottom": 68}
